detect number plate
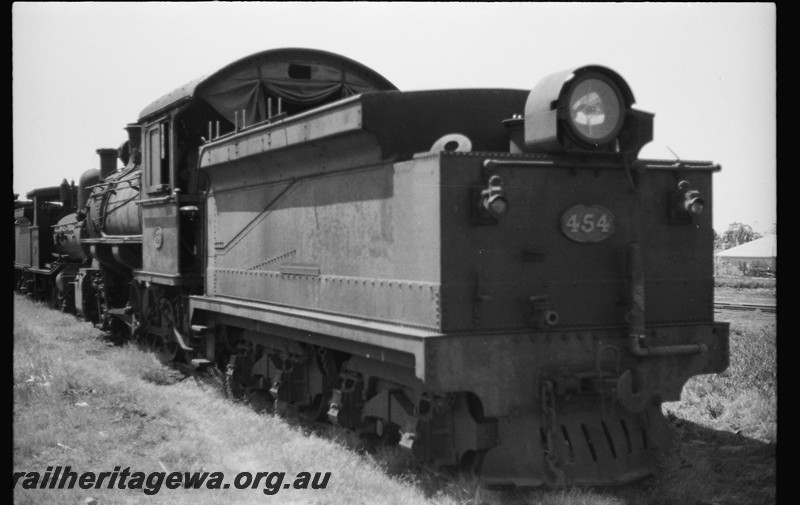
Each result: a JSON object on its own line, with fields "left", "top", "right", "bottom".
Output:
{"left": 560, "top": 205, "right": 616, "bottom": 243}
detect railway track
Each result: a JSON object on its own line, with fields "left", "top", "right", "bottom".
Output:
{"left": 714, "top": 302, "right": 776, "bottom": 314}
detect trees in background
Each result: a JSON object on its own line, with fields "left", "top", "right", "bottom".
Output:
{"left": 714, "top": 222, "right": 764, "bottom": 251}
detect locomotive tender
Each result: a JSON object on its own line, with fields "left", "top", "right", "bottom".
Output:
{"left": 14, "top": 48, "right": 729, "bottom": 487}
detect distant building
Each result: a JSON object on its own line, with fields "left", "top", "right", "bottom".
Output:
{"left": 715, "top": 234, "right": 776, "bottom": 276}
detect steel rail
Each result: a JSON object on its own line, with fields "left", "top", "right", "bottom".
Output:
{"left": 714, "top": 302, "right": 776, "bottom": 314}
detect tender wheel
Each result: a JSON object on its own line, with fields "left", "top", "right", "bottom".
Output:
{"left": 109, "top": 318, "right": 132, "bottom": 342}
{"left": 298, "top": 350, "right": 337, "bottom": 421}
{"left": 155, "top": 339, "right": 180, "bottom": 363}
{"left": 140, "top": 285, "right": 160, "bottom": 331}
{"left": 363, "top": 419, "right": 401, "bottom": 448}
{"left": 49, "top": 285, "right": 61, "bottom": 310}
{"left": 158, "top": 298, "right": 187, "bottom": 363}
{"left": 225, "top": 355, "right": 246, "bottom": 400}
{"left": 141, "top": 334, "right": 179, "bottom": 363}
{"left": 58, "top": 293, "right": 70, "bottom": 312}
{"left": 142, "top": 333, "right": 159, "bottom": 353}
{"left": 299, "top": 393, "right": 330, "bottom": 422}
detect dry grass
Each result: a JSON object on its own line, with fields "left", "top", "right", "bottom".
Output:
{"left": 656, "top": 308, "right": 776, "bottom": 505}
{"left": 664, "top": 310, "right": 776, "bottom": 442}
{"left": 13, "top": 294, "right": 457, "bottom": 505}
{"left": 14, "top": 289, "right": 777, "bottom": 505}
{"left": 714, "top": 275, "right": 776, "bottom": 289}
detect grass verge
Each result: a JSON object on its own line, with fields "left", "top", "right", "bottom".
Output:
{"left": 13, "top": 294, "right": 456, "bottom": 505}
{"left": 14, "top": 291, "right": 776, "bottom": 505}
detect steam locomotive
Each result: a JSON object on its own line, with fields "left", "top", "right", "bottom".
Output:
{"left": 13, "top": 48, "right": 729, "bottom": 487}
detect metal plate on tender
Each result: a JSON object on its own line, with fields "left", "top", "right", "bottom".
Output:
{"left": 560, "top": 204, "right": 616, "bottom": 243}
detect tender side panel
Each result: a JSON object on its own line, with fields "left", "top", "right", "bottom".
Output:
{"left": 204, "top": 136, "right": 443, "bottom": 331}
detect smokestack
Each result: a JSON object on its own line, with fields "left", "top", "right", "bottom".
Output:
{"left": 59, "top": 178, "right": 73, "bottom": 210}
{"left": 78, "top": 169, "right": 100, "bottom": 210}
{"left": 97, "top": 148, "right": 118, "bottom": 180}
{"left": 118, "top": 124, "right": 143, "bottom": 171}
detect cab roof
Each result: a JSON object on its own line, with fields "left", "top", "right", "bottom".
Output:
{"left": 138, "top": 48, "right": 398, "bottom": 124}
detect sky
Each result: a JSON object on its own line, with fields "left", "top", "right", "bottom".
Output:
{"left": 12, "top": 2, "right": 776, "bottom": 234}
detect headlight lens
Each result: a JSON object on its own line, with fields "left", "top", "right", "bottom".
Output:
{"left": 685, "top": 190, "right": 705, "bottom": 216}
{"left": 566, "top": 76, "right": 623, "bottom": 145}
{"left": 486, "top": 194, "right": 508, "bottom": 217}
{"left": 477, "top": 175, "right": 508, "bottom": 221}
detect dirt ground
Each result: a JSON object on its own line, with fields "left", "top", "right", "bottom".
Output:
{"left": 655, "top": 417, "right": 777, "bottom": 505}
